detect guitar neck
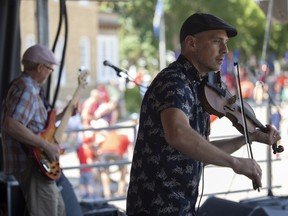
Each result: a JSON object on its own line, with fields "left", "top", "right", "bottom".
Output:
{"left": 54, "top": 86, "right": 83, "bottom": 143}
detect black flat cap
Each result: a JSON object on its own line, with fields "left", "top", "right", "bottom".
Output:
{"left": 180, "top": 13, "right": 237, "bottom": 42}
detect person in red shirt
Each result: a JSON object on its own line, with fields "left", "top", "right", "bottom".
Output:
{"left": 96, "top": 131, "right": 130, "bottom": 198}
{"left": 81, "top": 89, "right": 101, "bottom": 127}
{"left": 76, "top": 141, "right": 96, "bottom": 199}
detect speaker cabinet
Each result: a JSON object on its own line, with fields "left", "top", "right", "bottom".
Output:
{"left": 249, "top": 206, "right": 288, "bottom": 216}
{"left": 198, "top": 196, "right": 253, "bottom": 216}
{"left": 0, "top": 178, "right": 28, "bottom": 216}
{"left": 241, "top": 196, "right": 288, "bottom": 216}
{"left": 198, "top": 196, "right": 288, "bottom": 216}
{"left": 80, "top": 201, "right": 120, "bottom": 216}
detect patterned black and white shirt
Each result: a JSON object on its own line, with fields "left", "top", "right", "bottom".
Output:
{"left": 126, "top": 55, "right": 211, "bottom": 216}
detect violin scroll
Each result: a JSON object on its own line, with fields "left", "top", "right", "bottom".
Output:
{"left": 272, "top": 143, "right": 284, "bottom": 154}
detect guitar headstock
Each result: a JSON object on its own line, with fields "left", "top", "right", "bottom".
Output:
{"left": 78, "top": 69, "right": 89, "bottom": 87}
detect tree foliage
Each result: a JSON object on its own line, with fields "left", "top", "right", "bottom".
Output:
{"left": 100, "top": 0, "right": 288, "bottom": 71}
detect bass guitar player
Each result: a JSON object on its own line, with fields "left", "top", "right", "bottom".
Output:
{"left": 1, "top": 44, "right": 86, "bottom": 216}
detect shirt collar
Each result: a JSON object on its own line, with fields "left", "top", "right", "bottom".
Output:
{"left": 176, "top": 54, "right": 207, "bottom": 82}
{"left": 22, "top": 72, "right": 41, "bottom": 94}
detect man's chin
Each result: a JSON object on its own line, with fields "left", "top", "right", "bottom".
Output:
{"left": 210, "top": 66, "right": 221, "bottom": 72}
{"left": 40, "top": 79, "right": 47, "bottom": 85}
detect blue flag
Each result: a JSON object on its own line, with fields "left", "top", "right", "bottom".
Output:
{"left": 153, "top": 0, "right": 164, "bottom": 37}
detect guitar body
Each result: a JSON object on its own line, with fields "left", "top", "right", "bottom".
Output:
{"left": 32, "top": 109, "right": 61, "bottom": 180}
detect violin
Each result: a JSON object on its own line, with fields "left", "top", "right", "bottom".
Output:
{"left": 199, "top": 73, "right": 284, "bottom": 154}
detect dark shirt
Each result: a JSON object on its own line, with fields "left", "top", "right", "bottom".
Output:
{"left": 126, "top": 55, "right": 210, "bottom": 216}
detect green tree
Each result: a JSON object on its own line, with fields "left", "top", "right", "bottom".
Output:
{"left": 100, "top": 0, "right": 288, "bottom": 70}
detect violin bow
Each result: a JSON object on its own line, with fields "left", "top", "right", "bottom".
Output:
{"left": 234, "top": 62, "right": 260, "bottom": 192}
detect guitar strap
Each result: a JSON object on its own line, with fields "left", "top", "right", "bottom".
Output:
{"left": 39, "top": 87, "right": 52, "bottom": 111}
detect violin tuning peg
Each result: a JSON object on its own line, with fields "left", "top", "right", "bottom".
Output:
{"left": 272, "top": 144, "right": 284, "bottom": 154}
{"left": 277, "top": 145, "right": 284, "bottom": 153}
{"left": 252, "top": 180, "right": 260, "bottom": 192}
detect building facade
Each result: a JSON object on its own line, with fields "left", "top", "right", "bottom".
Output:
{"left": 20, "top": 0, "right": 120, "bottom": 105}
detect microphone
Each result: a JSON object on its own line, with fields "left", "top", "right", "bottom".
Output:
{"left": 103, "top": 60, "right": 123, "bottom": 76}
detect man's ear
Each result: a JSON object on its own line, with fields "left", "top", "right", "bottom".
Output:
{"left": 37, "top": 63, "right": 42, "bottom": 73}
{"left": 184, "top": 35, "right": 197, "bottom": 49}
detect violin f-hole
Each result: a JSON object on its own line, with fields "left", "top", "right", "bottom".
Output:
{"left": 223, "top": 105, "right": 235, "bottom": 112}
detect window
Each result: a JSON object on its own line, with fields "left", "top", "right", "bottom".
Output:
{"left": 78, "top": 0, "right": 89, "bottom": 7}
{"left": 24, "top": 34, "right": 36, "bottom": 51}
{"left": 80, "top": 36, "right": 91, "bottom": 70}
{"left": 97, "top": 35, "right": 119, "bottom": 83}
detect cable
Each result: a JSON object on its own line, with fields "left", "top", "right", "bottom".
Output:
{"left": 52, "top": 0, "right": 68, "bottom": 108}
{"left": 46, "top": 0, "right": 64, "bottom": 103}
{"left": 196, "top": 165, "right": 205, "bottom": 215}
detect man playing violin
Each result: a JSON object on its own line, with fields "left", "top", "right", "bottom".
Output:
{"left": 126, "top": 12, "right": 281, "bottom": 216}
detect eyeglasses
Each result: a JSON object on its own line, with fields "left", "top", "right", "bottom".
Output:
{"left": 43, "top": 64, "right": 54, "bottom": 72}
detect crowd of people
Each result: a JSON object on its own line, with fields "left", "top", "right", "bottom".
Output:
{"left": 64, "top": 84, "right": 132, "bottom": 200}
{"left": 221, "top": 53, "right": 288, "bottom": 106}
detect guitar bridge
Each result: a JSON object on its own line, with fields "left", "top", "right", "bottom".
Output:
{"left": 40, "top": 159, "right": 51, "bottom": 172}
